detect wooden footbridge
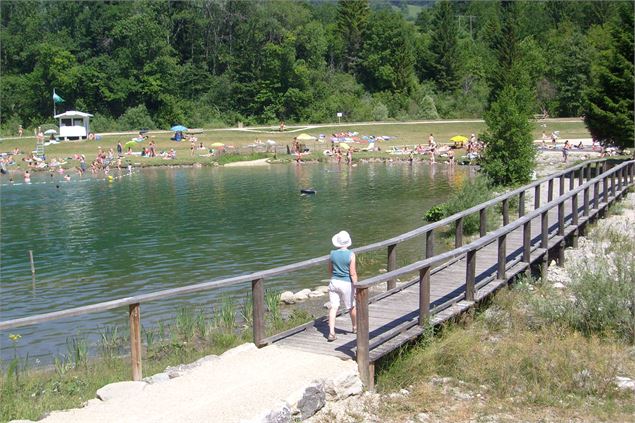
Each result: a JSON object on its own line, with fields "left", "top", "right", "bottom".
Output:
{"left": 2, "top": 159, "right": 633, "bottom": 389}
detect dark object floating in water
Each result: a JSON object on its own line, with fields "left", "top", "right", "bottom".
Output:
{"left": 300, "top": 188, "right": 316, "bottom": 195}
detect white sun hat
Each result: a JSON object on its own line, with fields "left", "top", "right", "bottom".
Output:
{"left": 332, "top": 230, "right": 352, "bottom": 248}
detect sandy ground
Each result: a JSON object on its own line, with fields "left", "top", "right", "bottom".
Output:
{"left": 37, "top": 344, "right": 356, "bottom": 423}
{"left": 223, "top": 158, "right": 270, "bottom": 167}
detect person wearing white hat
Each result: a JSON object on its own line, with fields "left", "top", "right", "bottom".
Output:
{"left": 327, "top": 230, "right": 357, "bottom": 341}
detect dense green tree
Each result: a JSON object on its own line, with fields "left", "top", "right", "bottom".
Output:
{"left": 428, "top": 1, "right": 460, "bottom": 91}
{"left": 583, "top": 3, "right": 634, "bottom": 150}
{"left": 358, "top": 10, "right": 416, "bottom": 93}
{"left": 336, "top": 0, "right": 370, "bottom": 73}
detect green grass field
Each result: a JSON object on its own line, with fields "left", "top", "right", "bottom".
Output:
{"left": 0, "top": 119, "right": 590, "bottom": 172}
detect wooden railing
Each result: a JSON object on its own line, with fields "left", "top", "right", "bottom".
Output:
{"left": 353, "top": 159, "right": 634, "bottom": 386}
{"left": 1, "top": 159, "right": 632, "bottom": 383}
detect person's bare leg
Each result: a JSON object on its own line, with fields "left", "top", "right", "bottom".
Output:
{"left": 350, "top": 306, "right": 357, "bottom": 333}
{"left": 328, "top": 306, "right": 337, "bottom": 337}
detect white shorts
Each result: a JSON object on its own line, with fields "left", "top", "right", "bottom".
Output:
{"left": 328, "top": 278, "right": 355, "bottom": 310}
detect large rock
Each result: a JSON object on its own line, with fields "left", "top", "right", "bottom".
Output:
{"left": 280, "top": 291, "right": 295, "bottom": 304}
{"left": 144, "top": 372, "right": 170, "bottom": 384}
{"left": 220, "top": 343, "right": 257, "bottom": 359}
{"left": 294, "top": 290, "right": 310, "bottom": 302}
{"left": 308, "top": 290, "right": 325, "bottom": 298}
{"left": 96, "top": 381, "right": 147, "bottom": 402}
{"left": 264, "top": 402, "right": 291, "bottom": 423}
{"left": 314, "top": 286, "right": 329, "bottom": 294}
{"left": 324, "top": 371, "right": 363, "bottom": 400}
{"left": 296, "top": 383, "right": 326, "bottom": 419}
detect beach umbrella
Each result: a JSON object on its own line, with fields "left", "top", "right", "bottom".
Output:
{"left": 44, "top": 129, "right": 57, "bottom": 135}
{"left": 124, "top": 140, "right": 137, "bottom": 149}
{"left": 211, "top": 142, "right": 225, "bottom": 148}
{"left": 171, "top": 125, "right": 188, "bottom": 132}
{"left": 450, "top": 135, "right": 468, "bottom": 142}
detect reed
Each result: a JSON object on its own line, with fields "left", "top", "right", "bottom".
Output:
{"left": 264, "top": 289, "right": 282, "bottom": 328}
{"left": 216, "top": 296, "right": 237, "bottom": 332}
{"left": 175, "top": 305, "right": 196, "bottom": 341}
{"left": 240, "top": 293, "right": 254, "bottom": 327}
{"left": 98, "top": 325, "right": 124, "bottom": 361}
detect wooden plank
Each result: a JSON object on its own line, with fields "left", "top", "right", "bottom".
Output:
{"left": 129, "top": 303, "right": 142, "bottom": 381}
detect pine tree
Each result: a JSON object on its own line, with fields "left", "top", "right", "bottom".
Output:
{"left": 336, "top": 0, "right": 370, "bottom": 74}
{"left": 583, "top": 3, "right": 634, "bottom": 151}
{"left": 429, "top": 0, "right": 460, "bottom": 92}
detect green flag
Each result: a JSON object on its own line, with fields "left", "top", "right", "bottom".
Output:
{"left": 53, "top": 90, "right": 64, "bottom": 104}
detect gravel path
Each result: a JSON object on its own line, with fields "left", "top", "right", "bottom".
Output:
{"left": 37, "top": 344, "right": 356, "bottom": 423}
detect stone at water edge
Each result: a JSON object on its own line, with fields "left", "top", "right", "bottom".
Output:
{"left": 314, "top": 285, "right": 329, "bottom": 294}
{"left": 308, "top": 291, "right": 325, "bottom": 298}
{"left": 296, "top": 383, "right": 326, "bottom": 420}
{"left": 294, "top": 291, "right": 309, "bottom": 301}
{"left": 280, "top": 291, "right": 295, "bottom": 304}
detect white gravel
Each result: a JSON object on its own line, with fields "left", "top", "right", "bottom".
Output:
{"left": 38, "top": 344, "right": 356, "bottom": 423}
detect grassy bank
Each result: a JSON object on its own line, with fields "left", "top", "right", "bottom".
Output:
{"left": 0, "top": 292, "right": 313, "bottom": 422}
{"left": 372, "top": 196, "right": 635, "bottom": 422}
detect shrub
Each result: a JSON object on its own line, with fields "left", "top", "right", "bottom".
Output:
{"left": 424, "top": 204, "right": 447, "bottom": 222}
{"left": 442, "top": 176, "right": 494, "bottom": 235}
{"left": 118, "top": 104, "right": 156, "bottom": 131}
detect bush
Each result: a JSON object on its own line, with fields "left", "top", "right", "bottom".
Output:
{"left": 442, "top": 176, "right": 494, "bottom": 235}
{"left": 424, "top": 204, "right": 447, "bottom": 222}
{"left": 118, "top": 105, "right": 156, "bottom": 131}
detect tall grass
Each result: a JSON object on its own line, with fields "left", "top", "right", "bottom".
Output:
{"left": 265, "top": 289, "right": 282, "bottom": 328}
{"left": 215, "top": 296, "right": 237, "bottom": 332}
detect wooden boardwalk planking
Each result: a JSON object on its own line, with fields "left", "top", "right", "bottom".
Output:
{"left": 274, "top": 177, "right": 604, "bottom": 361}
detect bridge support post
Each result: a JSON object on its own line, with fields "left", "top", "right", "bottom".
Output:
{"left": 387, "top": 244, "right": 397, "bottom": 291}
{"left": 593, "top": 182, "right": 600, "bottom": 221}
{"left": 602, "top": 172, "right": 609, "bottom": 213}
{"left": 582, "top": 186, "right": 590, "bottom": 236}
{"left": 523, "top": 221, "right": 531, "bottom": 277}
{"left": 425, "top": 230, "right": 434, "bottom": 258}
{"left": 569, "top": 171, "right": 574, "bottom": 191}
{"left": 559, "top": 175, "right": 565, "bottom": 196}
{"left": 578, "top": 166, "right": 584, "bottom": 186}
{"left": 252, "top": 278, "right": 266, "bottom": 347}
{"left": 419, "top": 266, "right": 430, "bottom": 323}
{"left": 572, "top": 193, "right": 579, "bottom": 249}
{"left": 356, "top": 287, "right": 371, "bottom": 389}
{"left": 617, "top": 167, "right": 623, "bottom": 198}
{"left": 518, "top": 191, "right": 525, "bottom": 217}
{"left": 541, "top": 211, "right": 549, "bottom": 283}
{"left": 497, "top": 235, "right": 506, "bottom": 280}
{"left": 534, "top": 185, "right": 540, "bottom": 210}
{"left": 557, "top": 202, "right": 565, "bottom": 266}
{"left": 502, "top": 199, "right": 509, "bottom": 226}
{"left": 548, "top": 179, "right": 554, "bottom": 202}
{"left": 479, "top": 209, "right": 487, "bottom": 237}
{"left": 465, "top": 250, "right": 476, "bottom": 301}
{"left": 129, "top": 303, "right": 142, "bottom": 381}
{"left": 455, "top": 217, "right": 463, "bottom": 248}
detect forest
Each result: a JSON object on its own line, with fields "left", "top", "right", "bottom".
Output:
{"left": 0, "top": 0, "right": 633, "bottom": 140}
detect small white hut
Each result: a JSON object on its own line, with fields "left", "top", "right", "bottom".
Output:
{"left": 54, "top": 110, "right": 93, "bottom": 140}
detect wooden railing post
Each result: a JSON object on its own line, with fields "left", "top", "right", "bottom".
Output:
{"left": 356, "top": 287, "right": 371, "bottom": 388}
{"left": 518, "top": 191, "right": 525, "bottom": 217}
{"left": 479, "top": 208, "right": 487, "bottom": 237}
{"left": 252, "top": 278, "right": 265, "bottom": 347}
{"left": 610, "top": 170, "right": 616, "bottom": 198}
{"left": 541, "top": 211, "right": 549, "bottom": 283}
{"left": 129, "top": 303, "right": 142, "bottom": 381}
{"left": 387, "top": 244, "right": 397, "bottom": 290}
{"left": 534, "top": 184, "right": 541, "bottom": 210}
{"left": 557, "top": 201, "right": 565, "bottom": 265}
{"left": 617, "top": 167, "right": 622, "bottom": 198}
{"left": 594, "top": 181, "right": 600, "bottom": 212}
{"left": 559, "top": 175, "right": 565, "bottom": 196}
{"left": 425, "top": 230, "right": 434, "bottom": 258}
{"left": 497, "top": 234, "right": 507, "bottom": 280}
{"left": 603, "top": 170, "right": 609, "bottom": 205}
{"left": 569, "top": 171, "right": 574, "bottom": 191}
{"left": 455, "top": 217, "right": 463, "bottom": 248}
{"left": 502, "top": 198, "right": 509, "bottom": 226}
{"left": 583, "top": 186, "right": 590, "bottom": 217}
{"left": 419, "top": 266, "right": 430, "bottom": 324}
{"left": 465, "top": 249, "right": 476, "bottom": 301}
{"left": 572, "top": 193, "right": 579, "bottom": 248}
{"left": 522, "top": 220, "right": 531, "bottom": 275}
{"left": 578, "top": 166, "right": 584, "bottom": 186}
{"left": 548, "top": 178, "right": 554, "bottom": 202}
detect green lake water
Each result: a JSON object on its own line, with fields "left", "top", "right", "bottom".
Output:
{"left": 0, "top": 163, "right": 472, "bottom": 360}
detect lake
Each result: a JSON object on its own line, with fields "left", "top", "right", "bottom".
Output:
{"left": 0, "top": 162, "right": 472, "bottom": 360}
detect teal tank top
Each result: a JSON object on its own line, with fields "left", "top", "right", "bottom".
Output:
{"left": 330, "top": 249, "right": 352, "bottom": 282}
